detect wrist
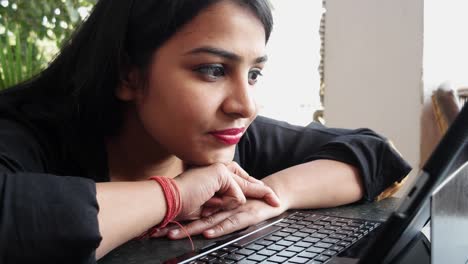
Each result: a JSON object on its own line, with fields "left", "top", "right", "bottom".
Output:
{"left": 262, "top": 176, "right": 291, "bottom": 210}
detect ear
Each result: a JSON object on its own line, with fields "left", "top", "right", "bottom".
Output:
{"left": 116, "top": 70, "right": 139, "bottom": 101}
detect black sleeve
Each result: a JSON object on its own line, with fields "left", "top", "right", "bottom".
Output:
{"left": 235, "top": 116, "right": 412, "bottom": 202}
{"left": 0, "top": 119, "right": 101, "bottom": 264}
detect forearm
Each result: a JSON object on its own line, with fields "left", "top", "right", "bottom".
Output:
{"left": 262, "top": 159, "right": 364, "bottom": 210}
{"left": 95, "top": 181, "right": 166, "bottom": 259}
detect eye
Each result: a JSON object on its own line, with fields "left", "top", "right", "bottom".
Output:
{"left": 248, "top": 69, "right": 263, "bottom": 85}
{"left": 194, "top": 64, "right": 225, "bottom": 81}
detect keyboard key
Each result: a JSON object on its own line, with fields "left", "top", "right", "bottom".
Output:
{"left": 237, "top": 248, "right": 255, "bottom": 256}
{"left": 258, "top": 249, "right": 277, "bottom": 256}
{"left": 301, "top": 228, "right": 317, "bottom": 234}
{"left": 322, "top": 249, "right": 338, "bottom": 256}
{"left": 267, "top": 244, "right": 286, "bottom": 251}
{"left": 277, "top": 250, "right": 296, "bottom": 258}
{"left": 307, "top": 224, "right": 324, "bottom": 229}
{"left": 317, "top": 229, "right": 334, "bottom": 235}
{"left": 282, "top": 219, "right": 297, "bottom": 225}
{"left": 286, "top": 246, "right": 304, "bottom": 253}
{"left": 289, "top": 224, "right": 306, "bottom": 229}
{"left": 238, "top": 259, "right": 258, "bottom": 264}
{"left": 303, "top": 214, "right": 324, "bottom": 222}
{"left": 295, "top": 241, "right": 313, "bottom": 248}
{"left": 297, "top": 251, "right": 318, "bottom": 259}
{"left": 274, "top": 222, "right": 290, "bottom": 228}
{"left": 343, "top": 237, "right": 357, "bottom": 243}
{"left": 328, "top": 234, "right": 346, "bottom": 240}
{"left": 302, "top": 237, "right": 320, "bottom": 243}
{"left": 283, "top": 228, "right": 299, "bottom": 233}
{"left": 284, "top": 236, "right": 302, "bottom": 242}
{"left": 256, "top": 240, "right": 274, "bottom": 246}
{"left": 288, "top": 256, "right": 309, "bottom": 263}
{"left": 306, "top": 246, "right": 325, "bottom": 253}
{"left": 314, "top": 242, "right": 333, "bottom": 249}
{"left": 273, "top": 231, "right": 290, "bottom": 237}
{"left": 337, "top": 241, "right": 351, "bottom": 247}
{"left": 315, "top": 255, "right": 331, "bottom": 262}
{"left": 266, "top": 255, "right": 288, "bottom": 263}
{"left": 310, "top": 233, "right": 327, "bottom": 239}
{"left": 292, "top": 232, "right": 309, "bottom": 238}
{"left": 225, "top": 253, "right": 245, "bottom": 261}
{"left": 289, "top": 215, "right": 305, "bottom": 221}
{"left": 246, "top": 244, "right": 264, "bottom": 251}
{"left": 247, "top": 254, "right": 268, "bottom": 262}
{"left": 276, "top": 240, "right": 294, "bottom": 247}
{"left": 330, "top": 245, "right": 344, "bottom": 251}
{"left": 322, "top": 238, "right": 339, "bottom": 244}
{"left": 264, "top": 235, "right": 282, "bottom": 242}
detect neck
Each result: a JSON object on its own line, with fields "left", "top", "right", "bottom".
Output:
{"left": 106, "top": 107, "right": 184, "bottom": 181}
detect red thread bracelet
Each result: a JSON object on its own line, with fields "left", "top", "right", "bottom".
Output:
{"left": 137, "top": 176, "right": 194, "bottom": 251}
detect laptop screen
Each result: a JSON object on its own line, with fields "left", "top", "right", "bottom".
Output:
{"left": 358, "top": 102, "right": 468, "bottom": 263}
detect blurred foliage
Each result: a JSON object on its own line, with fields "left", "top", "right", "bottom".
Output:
{"left": 0, "top": 0, "right": 97, "bottom": 89}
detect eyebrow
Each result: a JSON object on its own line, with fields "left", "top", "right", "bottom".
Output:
{"left": 185, "top": 46, "right": 268, "bottom": 64}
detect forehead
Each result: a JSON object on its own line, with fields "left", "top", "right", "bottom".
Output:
{"left": 159, "top": 1, "right": 267, "bottom": 59}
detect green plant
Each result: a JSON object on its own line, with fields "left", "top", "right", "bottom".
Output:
{"left": 0, "top": 25, "right": 44, "bottom": 89}
{"left": 0, "top": 0, "right": 97, "bottom": 90}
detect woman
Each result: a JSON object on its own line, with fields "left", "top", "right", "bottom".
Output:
{"left": 0, "top": 0, "right": 411, "bottom": 263}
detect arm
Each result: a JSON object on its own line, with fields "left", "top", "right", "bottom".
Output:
{"left": 262, "top": 159, "right": 364, "bottom": 210}
{"left": 238, "top": 116, "right": 412, "bottom": 201}
{"left": 166, "top": 116, "right": 411, "bottom": 239}
{"left": 0, "top": 118, "right": 280, "bottom": 262}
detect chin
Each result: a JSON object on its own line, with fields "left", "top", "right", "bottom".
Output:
{"left": 185, "top": 149, "right": 235, "bottom": 166}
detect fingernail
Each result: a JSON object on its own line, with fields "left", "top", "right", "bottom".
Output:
{"left": 169, "top": 229, "right": 180, "bottom": 237}
{"left": 205, "top": 229, "right": 215, "bottom": 236}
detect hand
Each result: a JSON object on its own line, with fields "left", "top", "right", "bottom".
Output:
{"left": 155, "top": 198, "right": 288, "bottom": 240}
{"left": 174, "top": 163, "right": 280, "bottom": 221}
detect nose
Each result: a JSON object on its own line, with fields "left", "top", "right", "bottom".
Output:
{"left": 222, "top": 77, "right": 257, "bottom": 119}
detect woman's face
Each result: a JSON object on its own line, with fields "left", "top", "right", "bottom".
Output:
{"left": 119, "top": 1, "right": 267, "bottom": 165}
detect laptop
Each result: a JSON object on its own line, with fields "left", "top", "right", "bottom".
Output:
{"left": 165, "top": 103, "right": 468, "bottom": 264}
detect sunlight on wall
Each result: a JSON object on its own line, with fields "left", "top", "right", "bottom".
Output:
{"left": 255, "top": 0, "right": 323, "bottom": 126}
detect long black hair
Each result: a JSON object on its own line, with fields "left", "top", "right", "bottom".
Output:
{"left": 1, "top": 0, "right": 273, "bottom": 139}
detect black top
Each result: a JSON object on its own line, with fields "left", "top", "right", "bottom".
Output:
{"left": 0, "top": 100, "right": 411, "bottom": 264}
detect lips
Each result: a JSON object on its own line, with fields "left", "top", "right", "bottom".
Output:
{"left": 209, "top": 127, "right": 246, "bottom": 145}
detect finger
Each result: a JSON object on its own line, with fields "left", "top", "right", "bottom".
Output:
{"left": 149, "top": 224, "right": 178, "bottom": 238}
{"left": 232, "top": 174, "right": 281, "bottom": 207}
{"left": 201, "top": 206, "right": 221, "bottom": 217}
{"left": 216, "top": 171, "right": 247, "bottom": 210}
{"left": 168, "top": 210, "right": 237, "bottom": 240}
{"left": 226, "top": 161, "right": 263, "bottom": 184}
{"left": 203, "top": 211, "right": 255, "bottom": 238}
{"left": 203, "top": 196, "right": 224, "bottom": 207}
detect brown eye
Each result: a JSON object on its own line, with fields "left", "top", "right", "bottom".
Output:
{"left": 195, "top": 64, "right": 225, "bottom": 81}
{"left": 248, "top": 69, "right": 263, "bottom": 85}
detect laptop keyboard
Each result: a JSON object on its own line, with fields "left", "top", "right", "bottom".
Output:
{"left": 187, "top": 212, "right": 381, "bottom": 264}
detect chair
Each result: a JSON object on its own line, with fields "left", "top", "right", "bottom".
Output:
{"left": 420, "top": 85, "right": 461, "bottom": 167}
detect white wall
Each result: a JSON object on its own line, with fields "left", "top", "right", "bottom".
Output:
{"left": 255, "top": 0, "right": 323, "bottom": 126}
{"left": 323, "top": 0, "right": 424, "bottom": 196}
{"left": 424, "top": 0, "right": 468, "bottom": 94}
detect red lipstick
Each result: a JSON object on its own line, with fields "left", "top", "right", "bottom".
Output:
{"left": 209, "top": 127, "right": 245, "bottom": 145}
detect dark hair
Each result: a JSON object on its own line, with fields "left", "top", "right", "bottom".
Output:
{"left": 2, "top": 0, "right": 273, "bottom": 139}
